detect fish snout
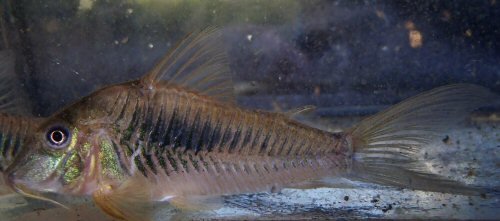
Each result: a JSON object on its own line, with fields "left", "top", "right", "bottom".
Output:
{"left": 4, "top": 169, "right": 29, "bottom": 193}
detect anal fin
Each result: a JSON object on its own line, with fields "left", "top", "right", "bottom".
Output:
{"left": 169, "top": 195, "right": 224, "bottom": 212}
{"left": 287, "top": 178, "right": 361, "bottom": 190}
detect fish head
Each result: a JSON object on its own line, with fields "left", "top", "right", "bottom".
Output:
{"left": 4, "top": 115, "right": 86, "bottom": 194}
{"left": 4, "top": 95, "right": 119, "bottom": 197}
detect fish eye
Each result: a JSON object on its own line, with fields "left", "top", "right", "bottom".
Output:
{"left": 46, "top": 126, "right": 70, "bottom": 148}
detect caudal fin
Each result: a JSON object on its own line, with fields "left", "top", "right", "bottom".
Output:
{"left": 349, "top": 84, "right": 498, "bottom": 194}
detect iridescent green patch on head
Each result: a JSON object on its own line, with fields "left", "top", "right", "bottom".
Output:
{"left": 22, "top": 153, "right": 63, "bottom": 183}
{"left": 63, "top": 152, "right": 82, "bottom": 185}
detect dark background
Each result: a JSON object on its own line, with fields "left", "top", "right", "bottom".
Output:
{"left": 1, "top": 0, "right": 499, "bottom": 117}
{"left": 0, "top": 1, "right": 499, "bottom": 220}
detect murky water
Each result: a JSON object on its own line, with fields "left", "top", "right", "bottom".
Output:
{"left": 0, "top": 1, "right": 499, "bottom": 220}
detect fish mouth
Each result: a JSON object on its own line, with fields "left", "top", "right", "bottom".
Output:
{"left": 6, "top": 174, "right": 69, "bottom": 209}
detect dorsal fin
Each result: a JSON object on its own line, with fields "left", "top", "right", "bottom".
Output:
{"left": 0, "top": 50, "right": 32, "bottom": 115}
{"left": 141, "top": 28, "right": 235, "bottom": 103}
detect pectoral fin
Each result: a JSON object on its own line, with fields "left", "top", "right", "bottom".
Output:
{"left": 93, "top": 175, "right": 154, "bottom": 221}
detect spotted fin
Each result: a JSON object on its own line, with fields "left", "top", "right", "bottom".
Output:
{"left": 0, "top": 50, "right": 31, "bottom": 115}
{"left": 349, "top": 84, "right": 498, "bottom": 195}
{"left": 141, "top": 28, "right": 234, "bottom": 103}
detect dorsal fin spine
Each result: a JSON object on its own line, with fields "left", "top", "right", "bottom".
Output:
{"left": 140, "top": 28, "right": 235, "bottom": 103}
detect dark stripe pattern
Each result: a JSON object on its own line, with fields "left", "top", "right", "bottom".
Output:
{"left": 109, "top": 88, "right": 338, "bottom": 178}
{"left": 0, "top": 115, "right": 34, "bottom": 172}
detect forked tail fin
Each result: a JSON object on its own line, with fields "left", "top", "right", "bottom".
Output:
{"left": 349, "top": 84, "right": 498, "bottom": 194}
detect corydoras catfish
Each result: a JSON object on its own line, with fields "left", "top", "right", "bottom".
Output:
{"left": 4, "top": 29, "right": 499, "bottom": 221}
{"left": 0, "top": 50, "right": 39, "bottom": 182}
{"left": 0, "top": 51, "right": 42, "bottom": 208}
